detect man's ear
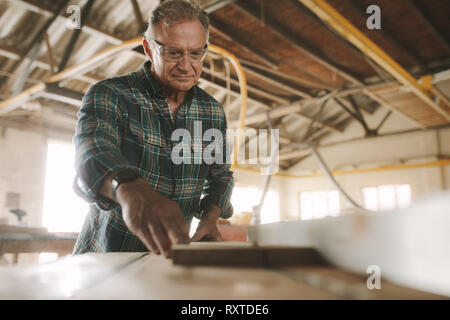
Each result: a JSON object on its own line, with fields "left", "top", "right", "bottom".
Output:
{"left": 142, "top": 38, "right": 152, "bottom": 61}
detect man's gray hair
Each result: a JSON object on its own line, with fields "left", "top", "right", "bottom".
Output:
{"left": 144, "top": 0, "right": 210, "bottom": 42}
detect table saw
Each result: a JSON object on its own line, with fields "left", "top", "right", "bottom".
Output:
{"left": 0, "top": 191, "right": 448, "bottom": 300}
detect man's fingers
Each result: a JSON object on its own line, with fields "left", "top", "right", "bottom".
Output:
{"left": 213, "top": 233, "right": 223, "bottom": 241}
{"left": 161, "top": 215, "right": 190, "bottom": 244}
{"left": 149, "top": 222, "right": 171, "bottom": 257}
{"left": 191, "top": 230, "right": 206, "bottom": 242}
{"left": 166, "top": 206, "right": 190, "bottom": 239}
{"left": 139, "top": 227, "right": 160, "bottom": 255}
{"left": 174, "top": 212, "right": 190, "bottom": 238}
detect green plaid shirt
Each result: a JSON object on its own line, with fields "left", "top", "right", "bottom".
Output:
{"left": 72, "top": 61, "right": 234, "bottom": 254}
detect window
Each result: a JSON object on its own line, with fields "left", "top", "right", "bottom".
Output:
{"left": 231, "top": 186, "right": 280, "bottom": 224}
{"left": 362, "top": 184, "right": 411, "bottom": 211}
{"left": 40, "top": 141, "right": 89, "bottom": 263}
{"left": 299, "top": 190, "right": 340, "bottom": 220}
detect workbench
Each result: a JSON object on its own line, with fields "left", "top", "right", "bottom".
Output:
{"left": 0, "top": 225, "right": 78, "bottom": 263}
{"left": 1, "top": 191, "right": 448, "bottom": 300}
{"left": 0, "top": 251, "right": 444, "bottom": 300}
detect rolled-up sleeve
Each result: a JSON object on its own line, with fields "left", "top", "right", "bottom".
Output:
{"left": 199, "top": 109, "right": 234, "bottom": 219}
{"left": 73, "top": 81, "right": 137, "bottom": 211}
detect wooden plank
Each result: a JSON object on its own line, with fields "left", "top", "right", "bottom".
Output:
{"left": 172, "top": 242, "right": 326, "bottom": 267}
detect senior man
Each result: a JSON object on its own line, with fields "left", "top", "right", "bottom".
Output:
{"left": 73, "top": 0, "right": 234, "bottom": 258}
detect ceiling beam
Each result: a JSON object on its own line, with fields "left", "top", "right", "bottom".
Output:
{"left": 285, "top": 122, "right": 450, "bottom": 168}
{"left": 203, "top": 0, "right": 239, "bottom": 13}
{"left": 58, "top": 0, "right": 95, "bottom": 72}
{"left": 291, "top": 112, "right": 343, "bottom": 133}
{"left": 0, "top": 39, "right": 141, "bottom": 114}
{"left": 199, "top": 75, "right": 342, "bottom": 132}
{"left": 241, "top": 65, "right": 313, "bottom": 99}
{"left": 336, "top": 96, "right": 373, "bottom": 136}
{"left": 230, "top": 105, "right": 302, "bottom": 128}
{"left": 233, "top": 1, "right": 364, "bottom": 86}
{"left": 8, "top": 0, "right": 242, "bottom": 48}
{"left": 299, "top": 0, "right": 450, "bottom": 123}
{"left": 197, "top": 78, "right": 270, "bottom": 110}
{"left": 289, "top": 0, "right": 409, "bottom": 85}
{"left": 239, "top": 58, "right": 335, "bottom": 90}
{"left": 346, "top": 0, "right": 427, "bottom": 71}
{"left": 0, "top": 0, "right": 71, "bottom": 93}
{"left": 5, "top": 0, "right": 70, "bottom": 71}
{"left": 209, "top": 20, "right": 278, "bottom": 69}
{"left": 362, "top": 88, "right": 426, "bottom": 129}
{"left": 0, "top": 45, "right": 101, "bottom": 85}
{"left": 207, "top": 51, "right": 313, "bottom": 98}
{"left": 43, "top": 84, "right": 83, "bottom": 107}
{"left": 202, "top": 67, "right": 291, "bottom": 104}
{"left": 130, "top": 0, "right": 147, "bottom": 35}
{"left": 6, "top": 0, "right": 125, "bottom": 46}
{"left": 225, "top": 96, "right": 242, "bottom": 112}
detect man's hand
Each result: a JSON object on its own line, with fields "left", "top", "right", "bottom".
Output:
{"left": 191, "top": 205, "right": 223, "bottom": 242}
{"left": 115, "top": 178, "right": 190, "bottom": 257}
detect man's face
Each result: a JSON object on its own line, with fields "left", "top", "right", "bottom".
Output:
{"left": 143, "top": 19, "right": 207, "bottom": 93}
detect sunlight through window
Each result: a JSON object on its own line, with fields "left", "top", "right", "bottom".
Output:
{"left": 299, "top": 190, "right": 340, "bottom": 220}
{"left": 231, "top": 186, "right": 280, "bottom": 224}
{"left": 362, "top": 184, "right": 411, "bottom": 211}
{"left": 40, "top": 141, "right": 88, "bottom": 263}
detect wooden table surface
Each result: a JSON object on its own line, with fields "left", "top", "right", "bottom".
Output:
{"left": 0, "top": 252, "right": 445, "bottom": 300}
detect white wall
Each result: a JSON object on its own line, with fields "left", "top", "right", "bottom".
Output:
{"left": 0, "top": 127, "right": 48, "bottom": 227}
{"left": 233, "top": 127, "right": 450, "bottom": 221}
{"left": 0, "top": 127, "right": 51, "bottom": 265}
{"left": 232, "top": 169, "right": 288, "bottom": 222}
{"left": 285, "top": 127, "right": 449, "bottom": 219}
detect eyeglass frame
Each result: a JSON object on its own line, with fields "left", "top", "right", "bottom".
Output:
{"left": 150, "top": 38, "right": 208, "bottom": 63}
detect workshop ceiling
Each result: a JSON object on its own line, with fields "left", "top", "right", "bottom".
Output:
{"left": 0, "top": 0, "right": 449, "bottom": 170}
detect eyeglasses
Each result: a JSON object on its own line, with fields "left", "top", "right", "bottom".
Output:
{"left": 151, "top": 38, "right": 208, "bottom": 62}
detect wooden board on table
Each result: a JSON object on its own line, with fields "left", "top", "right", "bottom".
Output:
{"left": 79, "top": 253, "right": 341, "bottom": 300}
{"left": 171, "top": 242, "right": 327, "bottom": 267}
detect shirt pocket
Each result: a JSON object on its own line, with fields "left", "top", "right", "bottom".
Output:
{"left": 141, "top": 131, "right": 166, "bottom": 175}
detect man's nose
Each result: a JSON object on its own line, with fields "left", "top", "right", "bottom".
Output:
{"left": 176, "top": 54, "right": 191, "bottom": 71}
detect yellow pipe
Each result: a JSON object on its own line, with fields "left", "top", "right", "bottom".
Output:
{"left": 234, "top": 159, "right": 450, "bottom": 179}
{"left": 0, "top": 38, "right": 141, "bottom": 113}
{"left": 0, "top": 83, "right": 45, "bottom": 114}
{"left": 298, "top": 0, "right": 450, "bottom": 122}
{"left": 208, "top": 44, "right": 248, "bottom": 169}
